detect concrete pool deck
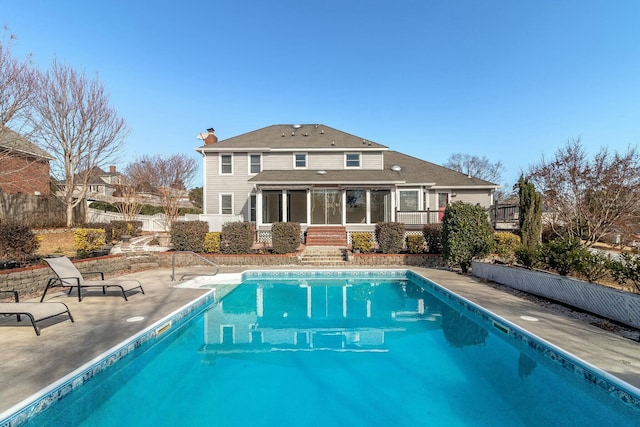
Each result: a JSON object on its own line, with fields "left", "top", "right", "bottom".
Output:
{"left": 0, "top": 265, "right": 639, "bottom": 415}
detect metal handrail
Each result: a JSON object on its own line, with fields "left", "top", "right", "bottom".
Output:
{"left": 171, "top": 251, "right": 220, "bottom": 281}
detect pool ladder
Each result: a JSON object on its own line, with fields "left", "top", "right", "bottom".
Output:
{"left": 170, "top": 251, "right": 220, "bottom": 281}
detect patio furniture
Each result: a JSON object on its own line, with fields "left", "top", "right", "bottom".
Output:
{"left": 41, "top": 256, "right": 145, "bottom": 302}
{"left": 0, "top": 290, "right": 74, "bottom": 336}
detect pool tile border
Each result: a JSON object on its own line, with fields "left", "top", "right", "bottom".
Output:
{"left": 0, "top": 290, "right": 215, "bottom": 427}
{"left": 407, "top": 270, "right": 640, "bottom": 411}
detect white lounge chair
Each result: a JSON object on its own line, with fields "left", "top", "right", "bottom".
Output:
{"left": 1, "top": 290, "right": 74, "bottom": 335}
{"left": 41, "top": 256, "right": 145, "bottom": 302}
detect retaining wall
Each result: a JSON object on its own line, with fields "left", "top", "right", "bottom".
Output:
{"left": 471, "top": 261, "right": 640, "bottom": 329}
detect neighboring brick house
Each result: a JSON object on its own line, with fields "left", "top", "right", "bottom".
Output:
{"left": 0, "top": 128, "right": 53, "bottom": 195}
{"left": 196, "top": 124, "right": 499, "bottom": 242}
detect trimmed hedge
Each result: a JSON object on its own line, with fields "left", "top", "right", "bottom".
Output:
{"left": 74, "top": 228, "right": 106, "bottom": 258}
{"left": 351, "top": 232, "right": 374, "bottom": 253}
{"left": 375, "top": 222, "right": 405, "bottom": 254}
{"left": 423, "top": 223, "right": 443, "bottom": 254}
{"left": 221, "top": 222, "right": 255, "bottom": 254}
{"left": 203, "top": 232, "right": 221, "bottom": 254}
{"left": 271, "top": 222, "right": 301, "bottom": 254}
{"left": 170, "top": 221, "right": 209, "bottom": 252}
{"left": 82, "top": 222, "right": 114, "bottom": 243}
{"left": 406, "top": 234, "right": 425, "bottom": 254}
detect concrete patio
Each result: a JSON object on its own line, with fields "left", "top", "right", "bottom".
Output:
{"left": 0, "top": 266, "right": 639, "bottom": 416}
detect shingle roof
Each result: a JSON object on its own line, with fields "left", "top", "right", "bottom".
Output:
{"left": 249, "top": 150, "right": 497, "bottom": 187}
{"left": 384, "top": 151, "right": 498, "bottom": 187}
{"left": 197, "top": 124, "right": 388, "bottom": 151}
{"left": 0, "top": 128, "right": 53, "bottom": 160}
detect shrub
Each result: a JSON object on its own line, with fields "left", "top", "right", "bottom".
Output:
{"left": 441, "top": 201, "right": 493, "bottom": 273}
{"left": 271, "top": 222, "right": 301, "bottom": 254}
{"left": 610, "top": 252, "right": 640, "bottom": 293}
{"left": 576, "top": 250, "right": 612, "bottom": 283}
{"left": 81, "top": 222, "right": 114, "bottom": 243}
{"left": 170, "top": 221, "right": 209, "bottom": 252}
{"left": 139, "top": 205, "right": 165, "bottom": 215}
{"left": 203, "top": 232, "right": 221, "bottom": 254}
{"left": 494, "top": 232, "right": 521, "bottom": 262}
{"left": 221, "top": 222, "right": 254, "bottom": 254}
{"left": 423, "top": 223, "right": 443, "bottom": 254}
{"left": 514, "top": 245, "right": 542, "bottom": 269}
{"left": 111, "top": 221, "right": 143, "bottom": 240}
{"left": 0, "top": 223, "right": 40, "bottom": 261}
{"left": 540, "top": 237, "right": 590, "bottom": 276}
{"left": 406, "top": 234, "right": 425, "bottom": 254}
{"left": 88, "top": 201, "right": 118, "bottom": 212}
{"left": 351, "top": 232, "right": 374, "bottom": 253}
{"left": 74, "top": 228, "right": 106, "bottom": 258}
{"left": 375, "top": 222, "right": 405, "bottom": 254}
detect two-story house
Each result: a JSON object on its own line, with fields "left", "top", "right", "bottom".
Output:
{"left": 0, "top": 128, "right": 53, "bottom": 195}
{"left": 196, "top": 124, "right": 498, "bottom": 244}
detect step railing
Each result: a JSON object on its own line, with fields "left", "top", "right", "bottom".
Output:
{"left": 171, "top": 251, "right": 220, "bottom": 281}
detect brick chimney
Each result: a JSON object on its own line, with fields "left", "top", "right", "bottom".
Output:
{"left": 204, "top": 128, "right": 218, "bottom": 145}
{"left": 109, "top": 165, "right": 116, "bottom": 173}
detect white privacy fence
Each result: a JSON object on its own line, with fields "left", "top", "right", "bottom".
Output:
{"left": 86, "top": 209, "right": 243, "bottom": 232}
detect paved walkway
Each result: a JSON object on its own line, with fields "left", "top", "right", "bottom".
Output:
{"left": 0, "top": 266, "right": 639, "bottom": 416}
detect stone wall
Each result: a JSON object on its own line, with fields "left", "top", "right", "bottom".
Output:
{"left": 348, "top": 253, "right": 446, "bottom": 268}
{"left": 0, "top": 252, "right": 446, "bottom": 298}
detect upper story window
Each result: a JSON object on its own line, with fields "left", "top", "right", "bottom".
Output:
{"left": 345, "top": 153, "right": 361, "bottom": 168}
{"left": 220, "top": 154, "right": 233, "bottom": 174}
{"left": 89, "top": 185, "right": 100, "bottom": 193}
{"left": 294, "top": 153, "right": 307, "bottom": 169}
{"left": 249, "top": 154, "right": 261, "bottom": 174}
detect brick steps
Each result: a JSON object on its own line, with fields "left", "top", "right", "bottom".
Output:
{"left": 305, "top": 226, "right": 348, "bottom": 247}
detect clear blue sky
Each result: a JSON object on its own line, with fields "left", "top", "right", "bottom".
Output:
{"left": 3, "top": 0, "right": 640, "bottom": 191}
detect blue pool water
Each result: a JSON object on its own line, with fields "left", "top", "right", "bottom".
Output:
{"left": 9, "top": 270, "right": 640, "bottom": 426}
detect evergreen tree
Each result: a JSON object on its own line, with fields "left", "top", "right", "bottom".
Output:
{"left": 442, "top": 201, "right": 493, "bottom": 273}
{"left": 518, "top": 175, "right": 542, "bottom": 248}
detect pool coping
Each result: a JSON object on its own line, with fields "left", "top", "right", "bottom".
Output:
{"left": 2, "top": 268, "right": 639, "bottom": 425}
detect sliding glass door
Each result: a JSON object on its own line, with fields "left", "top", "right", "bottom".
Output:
{"left": 311, "top": 189, "right": 342, "bottom": 224}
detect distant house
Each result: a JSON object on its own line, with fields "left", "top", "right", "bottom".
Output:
{"left": 0, "top": 128, "right": 53, "bottom": 195}
{"left": 57, "top": 165, "right": 124, "bottom": 202}
{"left": 196, "top": 124, "right": 499, "bottom": 243}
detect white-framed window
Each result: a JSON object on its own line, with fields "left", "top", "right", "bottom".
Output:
{"left": 345, "top": 153, "right": 361, "bottom": 168}
{"left": 249, "top": 153, "right": 261, "bottom": 174}
{"left": 220, "top": 154, "right": 233, "bottom": 175}
{"left": 398, "top": 190, "right": 419, "bottom": 211}
{"left": 220, "top": 194, "right": 233, "bottom": 214}
{"left": 294, "top": 153, "right": 307, "bottom": 169}
{"left": 89, "top": 185, "right": 100, "bottom": 192}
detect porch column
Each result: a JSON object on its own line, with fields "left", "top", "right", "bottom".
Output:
{"left": 282, "top": 190, "right": 288, "bottom": 222}
{"left": 366, "top": 190, "right": 371, "bottom": 224}
{"left": 256, "top": 188, "right": 263, "bottom": 228}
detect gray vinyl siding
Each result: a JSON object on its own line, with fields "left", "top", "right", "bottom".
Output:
{"left": 262, "top": 151, "right": 384, "bottom": 170}
{"left": 203, "top": 152, "right": 254, "bottom": 217}
{"left": 426, "top": 189, "right": 492, "bottom": 210}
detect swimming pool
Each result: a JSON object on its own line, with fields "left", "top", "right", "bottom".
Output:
{"left": 3, "top": 269, "right": 639, "bottom": 426}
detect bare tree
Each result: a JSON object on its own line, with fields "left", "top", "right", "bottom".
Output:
{"left": 31, "top": 59, "right": 129, "bottom": 227}
{"left": 0, "top": 27, "right": 41, "bottom": 188}
{"left": 125, "top": 154, "right": 198, "bottom": 230}
{"left": 113, "top": 175, "right": 143, "bottom": 221}
{"left": 0, "top": 28, "right": 37, "bottom": 131}
{"left": 444, "top": 153, "right": 505, "bottom": 183}
{"left": 528, "top": 138, "right": 640, "bottom": 246}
